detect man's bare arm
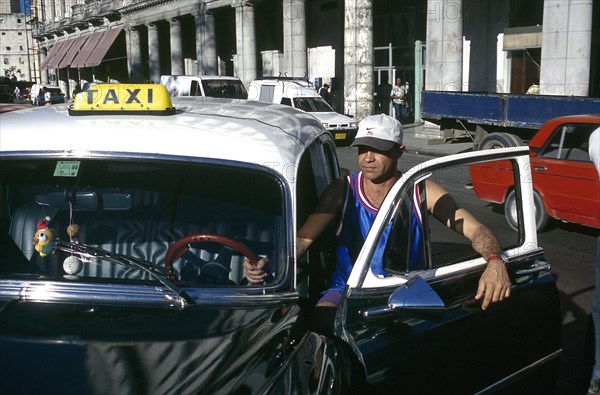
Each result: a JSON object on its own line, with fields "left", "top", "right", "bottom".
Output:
{"left": 244, "top": 178, "right": 346, "bottom": 283}
{"left": 296, "top": 178, "right": 346, "bottom": 257}
{"left": 425, "top": 180, "right": 511, "bottom": 309}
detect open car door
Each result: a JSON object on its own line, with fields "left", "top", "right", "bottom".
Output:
{"left": 336, "top": 147, "right": 561, "bottom": 394}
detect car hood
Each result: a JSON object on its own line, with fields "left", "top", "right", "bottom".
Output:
{"left": 0, "top": 300, "right": 308, "bottom": 394}
{"left": 310, "top": 111, "right": 355, "bottom": 124}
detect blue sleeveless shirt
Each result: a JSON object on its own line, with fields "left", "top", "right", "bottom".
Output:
{"left": 326, "top": 171, "right": 424, "bottom": 294}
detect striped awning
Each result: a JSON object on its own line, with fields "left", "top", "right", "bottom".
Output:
{"left": 40, "top": 27, "right": 123, "bottom": 70}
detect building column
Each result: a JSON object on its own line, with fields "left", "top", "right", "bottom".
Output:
{"left": 233, "top": 0, "right": 257, "bottom": 85}
{"left": 39, "top": 46, "right": 49, "bottom": 84}
{"left": 540, "top": 0, "right": 592, "bottom": 96}
{"left": 57, "top": 0, "right": 65, "bottom": 19}
{"left": 344, "top": 0, "right": 373, "bottom": 120}
{"left": 147, "top": 23, "right": 160, "bottom": 83}
{"left": 126, "top": 27, "right": 143, "bottom": 82}
{"left": 204, "top": 12, "right": 217, "bottom": 75}
{"left": 169, "top": 18, "right": 184, "bottom": 75}
{"left": 47, "top": 0, "right": 56, "bottom": 22}
{"left": 193, "top": 5, "right": 218, "bottom": 75}
{"left": 283, "top": 0, "right": 307, "bottom": 78}
{"left": 425, "top": 0, "right": 463, "bottom": 91}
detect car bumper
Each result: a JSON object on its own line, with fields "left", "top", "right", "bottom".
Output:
{"left": 330, "top": 128, "right": 358, "bottom": 144}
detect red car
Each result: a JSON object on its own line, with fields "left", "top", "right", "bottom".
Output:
{"left": 470, "top": 114, "right": 600, "bottom": 231}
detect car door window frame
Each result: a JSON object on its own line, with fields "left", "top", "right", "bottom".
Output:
{"left": 540, "top": 123, "right": 596, "bottom": 162}
{"left": 294, "top": 136, "right": 339, "bottom": 296}
{"left": 346, "top": 147, "right": 536, "bottom": 292}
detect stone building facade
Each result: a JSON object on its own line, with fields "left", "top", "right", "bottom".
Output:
{"left": 20, "top": 0, "right": 600, "bottom": 121}
{"left": 0, "top": 12, "right": 32, "bottom": 81}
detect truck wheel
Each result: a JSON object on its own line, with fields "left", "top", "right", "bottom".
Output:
{"left": 478, "top": 132, "right": 524, "bottom": 150}
{"left": 504, "top": 189, "right": 550, "bottom": 231}
{"left": 473, "top": 126, "right": 488, "bottom": 151}
{"left": 505, "top": 133, "right": 524, "bottom": 147}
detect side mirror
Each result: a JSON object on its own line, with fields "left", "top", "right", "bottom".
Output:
{"left": 388, "top": 276, "right": 445, "bottom": 311}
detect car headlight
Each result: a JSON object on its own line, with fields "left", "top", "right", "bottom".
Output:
{"left": 349, "top": 122, "right": 357, "bottom": 128}
{"left": 322, "top": 123, "right": 329, "bottom": 128}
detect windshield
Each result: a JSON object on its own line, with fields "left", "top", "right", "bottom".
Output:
{"left": 201, "top": 80, "right": 248, "bottom": 99}
{"left": 1, "top": 158, "right": 285, "bottom": 287}
{"left": 293, "top": 97, "right": 334, "bottom": 112}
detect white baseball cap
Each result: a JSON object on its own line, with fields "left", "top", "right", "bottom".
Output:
{"left": 350, "top": 114, "right": 403, "bottom": 151}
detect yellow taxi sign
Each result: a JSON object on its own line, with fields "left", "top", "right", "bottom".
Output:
{"left": 69, "top": 83, "right": 175, "bottom": 116}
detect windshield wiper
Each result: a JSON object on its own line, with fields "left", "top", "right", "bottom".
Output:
{"left": 53, "top": 240, "right": 195, "bottom": 308}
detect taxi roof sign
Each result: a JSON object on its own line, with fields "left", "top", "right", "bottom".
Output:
{"left": 69, "top": 83, "right": 175, "bottom": 116}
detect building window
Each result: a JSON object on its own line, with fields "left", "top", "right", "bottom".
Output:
{"left": 19, "top": 46, "right": 23, "bottom": 50}
{"left": 6, "top": 46, "right": 10, "bottom": 51}
{"left": 17, "top": 18, "right": 21, "bottom": 23}
{"left": 19, "top": 58, "right": 24, "bottom": 64}
{"left": 18, "top": 32, "right": 22, "bottom": 35}
{"left": 3, "top": 58, "right": 8, "bottom": 65}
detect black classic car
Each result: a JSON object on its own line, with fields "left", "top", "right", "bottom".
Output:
{"left": 0, "top": 84, "right": 561, "bottom": 394}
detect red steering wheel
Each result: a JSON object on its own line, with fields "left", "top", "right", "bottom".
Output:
{"left": 165, "top": 233, "right": 258, "bottom": 276}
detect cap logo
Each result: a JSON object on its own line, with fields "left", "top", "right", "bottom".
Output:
{"left": 365, "top": 127, "right": 375, "bottom": 136}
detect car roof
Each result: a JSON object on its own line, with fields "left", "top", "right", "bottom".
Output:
{"left": 249, "top": 79, "right": 319, "bottom": 98}
{"left": 0, "top": 97, "right": 327, "bottom": 180}
{"left": 541, "top": 114, "right": 600, "bottom": 125}
{"left": 528, "top": 113, "right": 600, "bottom": 147}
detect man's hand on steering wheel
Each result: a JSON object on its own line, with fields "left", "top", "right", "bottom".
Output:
{"left": 243, "top": 257, "right": 269, "bottom": 284}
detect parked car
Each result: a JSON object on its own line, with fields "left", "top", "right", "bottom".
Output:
{"left": 0, "top": 84, "right": 13, "bottom": 103}
{"left": 247, "top": 77, "right": 358, "bottom": 145}
{"left": 160, "top": 75, "right": 248, "bottom": 99}
{"left": 29, "top": 83, "right": 65, "bottom": 106}
{"left": 0, "top": 83, "right": 561, "bottom": 394}
{"left": 470, "top": 114, "right": 600, "bottom": 231}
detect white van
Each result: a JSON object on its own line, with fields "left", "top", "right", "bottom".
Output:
{"left": 247, "top": 77, "right": 358, "bottom": 145}
{"left": 160, "top": 75, "right": 248, "bottom": 99}
{"left": 29, "top": 83, "right": 65, "bottom": 106}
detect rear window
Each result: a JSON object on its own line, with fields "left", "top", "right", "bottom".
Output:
{"left": 293, "top": 97, "right": 334, "bottom": 112}
{"left": 201, "top": 79, "right": 248, "bottom": 99}
{"left": 1, "top": 158, "right": 285, "bottom": 288}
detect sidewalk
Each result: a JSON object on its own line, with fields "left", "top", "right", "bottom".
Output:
{"left": 402, "top": 122, "right": 473, "bottom": 157}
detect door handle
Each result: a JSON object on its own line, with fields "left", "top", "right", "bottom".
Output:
{"left": 533, "top": 166, "right": 547, "bottom": 171}
{"left": 514, "top": 261, "right": 551, "bottom": 276}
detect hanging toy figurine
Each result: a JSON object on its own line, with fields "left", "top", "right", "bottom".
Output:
{"left": 33, "top": 216, "right": 55, "bottom": 257}
{"left": 64, "top": 223, "right": 82, "bottom": 276}
{"left": 66, "top": 223, "right": 80, "bottom": 242}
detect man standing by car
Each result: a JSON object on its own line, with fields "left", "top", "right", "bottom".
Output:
{"left": 318, "top": 83, "right": 330, "bottom": 104}
{"left": 375, "top": 79, "right": 393, "bottom": 115}
{"left": 390, "top": 77, "right": 409, "bottom": 124}
{"left": 245, "top": 114, "right": 510, "bottom": 312}
{"left": 42, "top": 87, "right": 52, "bottom": 105}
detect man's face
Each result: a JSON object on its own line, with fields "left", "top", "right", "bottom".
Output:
{"left": 357, "top": 145, "right": 405, "bottom": 183}
{"left": 396, "top": 78, "right": 402, "bottom": 86}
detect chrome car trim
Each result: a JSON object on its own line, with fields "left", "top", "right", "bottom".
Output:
{"left": 0, "top": 279, "right": 300, "bottom": 308}
{"left": 474, "top": 349, "right": 562, "bottom": 394}
{"left": 352, "top": 247, "right": 548, "bottom": 304}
